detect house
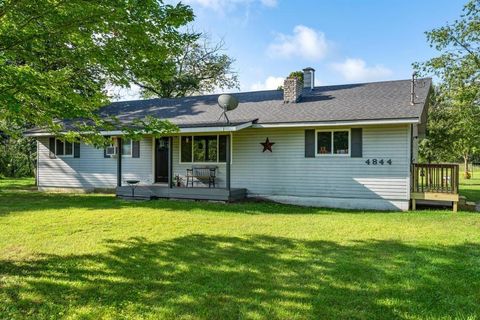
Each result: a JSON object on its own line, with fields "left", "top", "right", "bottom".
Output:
{"left": 26, "top": 68, "right": 434, "bottom": 211}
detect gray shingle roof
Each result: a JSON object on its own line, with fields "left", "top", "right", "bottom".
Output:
{"left": 100, "top": 78, "right": 431, "bottom": 126}
{"left": 26, "top": 78, "right": 431, "bottom": 134}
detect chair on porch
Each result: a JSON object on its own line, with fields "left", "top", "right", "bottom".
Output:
{"left": 186, "top": 166, "right": 217, "bottom": 188}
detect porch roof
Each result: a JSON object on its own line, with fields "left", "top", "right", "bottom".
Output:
{"left": 25, "top": 120, "right": 257, "bottom": 136}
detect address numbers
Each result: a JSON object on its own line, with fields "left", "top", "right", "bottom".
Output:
{"left": 365, "top": 159, "right": 392, "bottom": 165}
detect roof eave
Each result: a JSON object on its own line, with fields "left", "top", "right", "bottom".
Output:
{"left": 252, "top": 118, "right": 420, "bottom": 129}
{"left": 24, "top": 120, "right": 255, "bottom": 137}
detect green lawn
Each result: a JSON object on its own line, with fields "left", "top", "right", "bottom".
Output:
{"left": 460, "top": 164, "right": 480, "bottom": 202}
{"left": 1, "top": 178, "right": 480, "bottom": 319}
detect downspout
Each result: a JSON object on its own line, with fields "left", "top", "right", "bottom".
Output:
{"left": 117, "top": 137, "right": 122, "bottom": 187}
{"left": 168, "top": 136, "right": 173, "bottom": 188}
{"left": 226, "top": 134, "right": 231, "bottom": 192}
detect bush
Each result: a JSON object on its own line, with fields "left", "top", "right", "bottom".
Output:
{"left": 288, "top": 71, "right": 303, "bottom": 84}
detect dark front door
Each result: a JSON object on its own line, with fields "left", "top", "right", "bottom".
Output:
{"left": 155, "top": 138, "right": 169, "bottom": 183}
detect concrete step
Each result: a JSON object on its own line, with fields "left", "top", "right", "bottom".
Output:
{"left": 459, "top": 202, "right": 477, "bottom": 212}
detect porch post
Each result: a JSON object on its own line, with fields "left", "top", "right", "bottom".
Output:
{"left": 117, "top": 137, "right": 122, "bottom": 187}
{"left": 226, "top": 134, "right": 231, "bottom": 191}
{"left": 168, "top": 136, "right": 173, "bottom": 188}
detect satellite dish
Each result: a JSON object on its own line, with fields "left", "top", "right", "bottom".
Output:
{"left": 217, "top": 94, "right": 238, "bottom": 124}
{"left": 217, "top": 94, "right": 239, "bottom": 111}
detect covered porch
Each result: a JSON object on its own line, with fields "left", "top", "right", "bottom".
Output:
{"left": 114, "top": 121, "right": 254, "bottom": 201}
{"left": 116, "top": 185, "right": 246, "bottom": 201}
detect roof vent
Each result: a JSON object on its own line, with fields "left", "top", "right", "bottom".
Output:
{"left": 303, "top": 67, "right": 315, "bottom": 91}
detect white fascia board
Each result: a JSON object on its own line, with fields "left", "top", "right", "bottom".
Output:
{"left": 25, "top": 121, "right": 253, "bottom": 137}
{"left": 178, "top": 121, "right": 253, "bottom": 133}
{"left": 252, "top": 118, "right": 419, "bottom": 128}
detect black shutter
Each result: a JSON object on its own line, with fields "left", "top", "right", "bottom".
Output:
{"left": 351, "top": 128, "right": 363, "bottom": 158}
{"left": 49, "top": 137, "right": 56, "bottom": 159}
{"left": 132, "top": 140, "right": 140, "bottom": 158}
{"left": 104, "top": 136, "right": 110, "bottom": 158}
{"left": 305, "top": 130, "right": 315, "bottom": 158}
{"left": 74, "top": 142, "right": 80, "bottom": 158}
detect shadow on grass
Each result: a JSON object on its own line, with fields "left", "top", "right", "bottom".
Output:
{"left": 0, "top": 187, "right": 381, "bottom": 216}
{"left": 1, "top": 235, "right": 479, "bottom": 319}
{"left": 0, "top": 179, "right": 467, "bottom": 215}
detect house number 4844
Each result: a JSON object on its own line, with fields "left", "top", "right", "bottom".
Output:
{"left": 365, "top": 159, "right": 392, "bottom": 165}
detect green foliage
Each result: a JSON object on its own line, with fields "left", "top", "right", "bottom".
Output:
{"left": 415, "top": 0, "right": 480, "bottom": 171}
{"left": 0, "top": 135, "right": 36, "bottom": 178}
{"left": 288, "top": 70, "right": 304, "bottom": 83}
{"left": 139, "top": 36, "right": 240, "bottom": 98}
{"left": 0, "top": 0, "right": 196, "bottom": 136}
{"left": 122, "top": 116, "right": 180, "bottom": 141}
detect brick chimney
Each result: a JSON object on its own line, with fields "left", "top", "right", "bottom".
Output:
{"left": 283, "top": 77, "right": 303, "bottom": 103}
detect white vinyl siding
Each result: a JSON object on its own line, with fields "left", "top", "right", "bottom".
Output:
{"left": 37, "top": 137, "right": 154, "bottom": 189}
{"left": 229, "top": 125, "right": 410, "bottom": 201}
{"left": 37, "top": 137, "right": 117, "bottom": 189}
{"left": 37, "top": 125, "right": 411, "bottom": 206}
{"left": 122, "top": 138, "right": 153, "bottom": 184}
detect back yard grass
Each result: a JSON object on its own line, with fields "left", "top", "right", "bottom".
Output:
{"left": 460, "top": 164, "right": 480, "bottom": 202}
{"left": 0, "top": 177, "right": 479, "bottom": 319}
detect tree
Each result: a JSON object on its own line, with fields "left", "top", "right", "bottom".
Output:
{"left": 415, "top": 0, "right": 480, "bottom": 177}
{"left": 136, "top": 35, "right": 239, "bottom": 98}
{"left": 0, "top": 0, "right": 196, "bottom": 139}
{"left": 0, "top": 133, "right": 36, "bottom": 178}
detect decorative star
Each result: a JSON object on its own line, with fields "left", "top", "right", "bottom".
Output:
{"left": 260, "top": 137, "right": 275, "bottom": 152}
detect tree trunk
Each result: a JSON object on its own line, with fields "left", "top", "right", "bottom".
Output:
{"left": 464, "top": 155, "right": 470, "bottom": 179}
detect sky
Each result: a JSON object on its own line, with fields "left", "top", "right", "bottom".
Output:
{"left": 117, "top": 0, "right": 466, "bottom": 100}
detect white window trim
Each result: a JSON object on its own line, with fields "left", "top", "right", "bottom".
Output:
{"left": 315, "top": 129, "right": 351, "bottom": 157}
{"left": 121, "top": 139, "right": 133, "bottom": 157}
{"left": 179, "top": 134, "right": 231, "bottom": 164}
{"left": 55, "top": 139, "right": 73, "bottom": 158}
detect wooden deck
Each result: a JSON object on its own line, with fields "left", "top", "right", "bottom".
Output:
{"left": 116, "top": 185, "right": 247, "bottom": 202}
{"left": 411, "top": 163, "right": 460, "bottom": 211}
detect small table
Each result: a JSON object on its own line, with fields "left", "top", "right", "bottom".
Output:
{"left": 125, "top": 180, "right": 140, "bottom": 197}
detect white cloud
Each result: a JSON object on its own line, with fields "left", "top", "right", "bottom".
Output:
{"left": 267, "top": 25, "right": 329, "bottom": 61}
{"left": 184, "top": 0, "right": 276, "bottom": 12}
{"left": 331, "top": 58, "right": 393, "bottom": 82}
{"left": 250, "top": 76, "right": 284, "bottom": 91}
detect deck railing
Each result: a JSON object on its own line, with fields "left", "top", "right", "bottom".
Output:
{"left": 411, "top": 163, "right": 459, "bottom": 194}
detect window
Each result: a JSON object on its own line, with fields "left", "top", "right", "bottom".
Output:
{"left": 55, "top": 139, "right": 73, "bottom": 157}
{"left": 193, "top": 136, "right": 217, "bottom": 162}
{"left": 122, "top": 139, "right": 132, "bottom": 156}
{"left": 316, "top": 130, "right": 350, "bottom": 156}
{"left": 181, "top": 136, "right": 193, "bottom": 162}
{"left": 180, "top": 135, "right": 229, "bottom": 163}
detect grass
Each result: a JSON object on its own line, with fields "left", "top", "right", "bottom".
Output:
{"left": 0, "top": 178, "right": 479, "bottom": 319}
{"left": 460, "top": 164, "right": 480, "bottom": 202}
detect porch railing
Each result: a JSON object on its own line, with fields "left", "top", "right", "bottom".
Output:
{"left": 411, "top": 163, "right": 459, "bottom": 194}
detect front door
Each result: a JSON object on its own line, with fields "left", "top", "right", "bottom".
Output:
{"left": 155, "top": 138, "right": 169, "bottom": 183}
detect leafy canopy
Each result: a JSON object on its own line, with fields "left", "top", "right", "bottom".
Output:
{"left": 0, "top": 0, "right": 196, "bottom": 140}
{"left": 137, "top": 35, "right": 239, "bottom": 98}
{"left": 415, "top": 0, "right": 480, "bottom": 170}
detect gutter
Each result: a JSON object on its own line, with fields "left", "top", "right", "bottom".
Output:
{"left": 252, "top": 118, "right": 419, "bottom": 128}
{"left": 24, "top": 121, "right": 255, "bottom": 137}
{"left": 24, "top": 118, "right": 419, "bottom": 137}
